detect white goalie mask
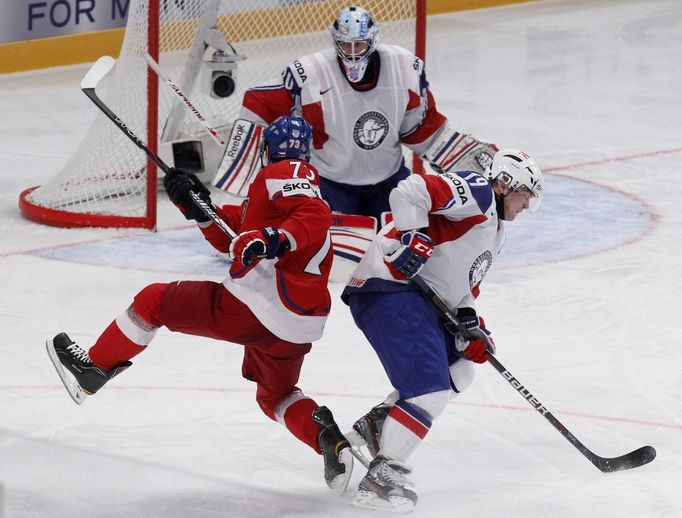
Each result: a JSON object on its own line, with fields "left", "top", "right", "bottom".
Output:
{"left": 487, "top": 149, "right": 544, "bottom": 212}
{"left": 331, "top": 6, "right": 380, "bottom": 83}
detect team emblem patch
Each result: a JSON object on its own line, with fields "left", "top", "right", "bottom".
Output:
{"left": 353, "top": 111, "right": 389, "bottom": 150}
{"left": 469, "top": 251, "right": 493, "bottom": 288}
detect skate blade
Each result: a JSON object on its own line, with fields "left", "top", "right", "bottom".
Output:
{"left": 345, "top": 429, "right": 372, "bottom": 469}
{"left": 352, "top": 489, "right": 415, "bottom": 514}
{"left": 329, "top": 447, "right": 354, "bottom": 497}
{"left": 46, "top": 339, "right": 87, "bottom": 405}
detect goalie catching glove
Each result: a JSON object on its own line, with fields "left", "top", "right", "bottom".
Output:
{"left": 424, "top": 123, "right": 498, "bottom": 174}
{"left": 164, "top": 167, "right": 213, "bottom": 223}
{"left": 443, "top": 308, "right": 495, "bottom": 363}
{"left": 229, "top": 226, "right": 290, "bottom": 275}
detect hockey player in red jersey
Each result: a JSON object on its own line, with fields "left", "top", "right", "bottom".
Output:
{"left": 46, "top": 116, "right": 354, "bottom": 495}
{"left": 218, "top": 5, "right": 497, "bottom": 223}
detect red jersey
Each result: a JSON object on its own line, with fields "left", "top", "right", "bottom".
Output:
{"left": 199, "top": 159, "right": 333, "bottom": 343}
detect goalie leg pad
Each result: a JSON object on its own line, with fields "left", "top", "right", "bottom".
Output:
{"left": 329, "top": 214, "right": 377, "bottom": 283}
{"left": 212, "top": 118, "right": 264, "bottom": 197}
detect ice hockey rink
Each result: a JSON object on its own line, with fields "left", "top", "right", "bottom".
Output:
{"left": 1, "top": 0, "right": 681, "bottom": 516}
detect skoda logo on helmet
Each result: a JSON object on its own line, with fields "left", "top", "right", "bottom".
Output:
{"left": 353, "top": 111, "right": 389, "bottom": 150}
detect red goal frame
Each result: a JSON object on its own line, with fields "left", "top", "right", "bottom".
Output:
{"left": 19, "top": 0, "right": 427, "bottom": 229}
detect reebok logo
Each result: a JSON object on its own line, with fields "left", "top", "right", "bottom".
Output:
{"left": 227, "top": 123, "right": 246, "bottom": 158}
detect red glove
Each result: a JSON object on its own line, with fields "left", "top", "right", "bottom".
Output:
{"left": 229, "top": 227, "right": 288, "bottom": 277}
{"left": 459, "top": 335, "right": 491, "bottom": 364}
{"left": 446, "top": 309, "right": 494, "bottom": 364}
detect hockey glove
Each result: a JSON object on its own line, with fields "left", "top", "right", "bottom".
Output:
{"left": 164, "top": 168, "right": 213, "bottom": 223}
{"left": 229, "top": 227, "right": 289, "bottom": 270}
{"left": 444, "top": 308, "right": 495, "bottom": 363}
{"left": 424, "top": 125, "right": 498, "bottom": 175}
{"left": 384, "top": 230, "right": 434, "bottom": 280}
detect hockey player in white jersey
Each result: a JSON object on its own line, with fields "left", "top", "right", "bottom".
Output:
{"left": 219, "top": 5, "right": 497, "bottom": 223}
{"left": 341, "top": 149, "right": 544, "bottom": 512}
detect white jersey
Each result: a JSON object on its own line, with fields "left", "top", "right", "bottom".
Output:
{"left": 241, "top": 45, "right": 444, "bottom": 186}
{"left": 343, "top": 170, "right": 506, "bottom": 312}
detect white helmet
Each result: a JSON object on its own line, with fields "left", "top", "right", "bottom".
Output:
{"left": 487, "top": 149, "right": 544, "bottom": 212}
{"left": 331, "top": 6, "right": 380, "bottom": 83}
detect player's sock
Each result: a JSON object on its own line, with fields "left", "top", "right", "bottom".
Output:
{"left": 279, "top": 394, "right": 320, "bottom": 449}
{"left": 379, "top": 399, "right": 432, "bottom": 461}
{"left": 89, "top": 307, "right": 157, "bottom": 370}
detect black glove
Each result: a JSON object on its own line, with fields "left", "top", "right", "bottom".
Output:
{"left": 163, "top": 168, "right": 212, "bottom": 222}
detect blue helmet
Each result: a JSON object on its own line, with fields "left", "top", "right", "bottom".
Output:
{"left": 261, "top": 116, "right": 312, "bottom": 163}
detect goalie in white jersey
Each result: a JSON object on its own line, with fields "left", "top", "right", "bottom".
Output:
{"left": 341, "top": 149, "right": 545, "bottom": 512}
{"left": 220, "top": 5, "right": 497, "bottom": 223}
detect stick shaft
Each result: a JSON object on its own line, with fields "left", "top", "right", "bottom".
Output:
{"left": 81, "top": 58, "right": 236, "bottom": 239}
{"left": 412, "top": 274, "right": 654, "bottom": 472}
{"left": 143, "top": 53, "right": 226, "bottom": 146}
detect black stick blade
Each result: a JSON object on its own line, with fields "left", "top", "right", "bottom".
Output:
{"left": 595, "top": 445, "right": 656, "bottom": 473}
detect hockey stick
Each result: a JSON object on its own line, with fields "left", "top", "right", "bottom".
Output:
{"left": 412, "top": 275, "right": 656, "bottom": 473}
{"left": 143, "top": 52, "right": 226, "bottom": 146}
{"left": 81, "top": 56, "right": 236, "bottom": 240}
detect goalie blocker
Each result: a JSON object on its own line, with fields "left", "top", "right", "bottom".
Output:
{"left": 423, "top": 123, "right": 498, "bottom": 174}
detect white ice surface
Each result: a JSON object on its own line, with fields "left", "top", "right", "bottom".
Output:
{"left": 1, "top": 1, "right": 682, "bottom": 517}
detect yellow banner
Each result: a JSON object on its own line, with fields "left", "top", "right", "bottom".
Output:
{"left": 0, "top": 0, "right": 535, "bottom": 74}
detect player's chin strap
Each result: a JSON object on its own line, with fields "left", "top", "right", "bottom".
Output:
{"left": 494, "top": 191, "right": 507, "bottom": 221}
{"left": 411, "top": 274, "right": 656, "bottom": 473}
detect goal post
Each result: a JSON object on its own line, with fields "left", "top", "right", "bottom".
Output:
{"left": 19, "top": 0, "right": 427, "bottom": 229}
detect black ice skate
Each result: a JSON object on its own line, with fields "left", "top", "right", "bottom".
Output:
{"left": 352, "top": 455, "right": 417, "bottom": 513}
{"left": 311, "top": 405, "right": 354, "bottom": 496}
{"left": 46, "top": 332, "right": 131, "bottom": 405}
{"left": 346, "top": 402, "right": 391, "bottom": 468}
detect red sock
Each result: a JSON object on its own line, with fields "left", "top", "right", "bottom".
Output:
{"left": 283, "top": 398, "right": 322, "bottom": 453}
{"left": 89, "top": 320, "right": 146, "bottom": 371}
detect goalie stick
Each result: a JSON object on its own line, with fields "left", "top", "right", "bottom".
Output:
{"left": 81, "top": 56, "right": 236, "bottom": 240}
{"left": 411, "top": 275, "right": 657, "bottom": 473}
{"left": 143, "top": 52, "right": 226, "bottom": 147}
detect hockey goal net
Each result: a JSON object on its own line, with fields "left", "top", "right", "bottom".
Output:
{"left": 19, "top": 0, "right": 426, "bottom": 229}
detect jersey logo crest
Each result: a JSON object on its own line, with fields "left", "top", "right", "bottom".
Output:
{"left": 353, "top": 111, "right": 389, "bottom": 150}
{"left": 469, "top": 250, "right": 493, "bottom": 289}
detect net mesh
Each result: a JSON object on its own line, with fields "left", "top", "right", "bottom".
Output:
{"left": 24, "top": 0, "right": 418, "bottom": 223}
